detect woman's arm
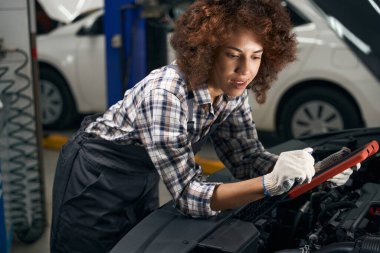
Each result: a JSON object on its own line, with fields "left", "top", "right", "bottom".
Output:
{"left": 210, "top": 176, "right": 264, "bottom": 211}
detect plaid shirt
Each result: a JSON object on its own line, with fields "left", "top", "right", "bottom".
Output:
{"left": 86, "top": 64, "right": 278, "bottom": 217}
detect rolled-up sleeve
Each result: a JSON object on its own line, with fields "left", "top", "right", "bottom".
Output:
{"left": 136, "top": 88, "right": 220, "bottom": 217}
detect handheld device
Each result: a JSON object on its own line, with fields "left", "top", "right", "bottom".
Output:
{"left": 288, "top": 140, "right": 379, "bottom": 199}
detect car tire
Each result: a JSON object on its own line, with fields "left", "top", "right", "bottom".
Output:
{"left": 278, "top": 86, "right": 363, "bottom": 140}
{"left": 39, "top": 67, "right": 77, "bottom": 129}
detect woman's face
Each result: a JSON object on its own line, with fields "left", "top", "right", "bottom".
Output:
{"left": 208, "top": 29, "right": 263, "bottom": 100}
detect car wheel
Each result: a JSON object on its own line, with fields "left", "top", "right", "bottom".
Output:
{"left": 278, "top": 86, "right": 363, "bottom": 140}
{"left": 39, "top": 68, "right": 77, "bottom": 129}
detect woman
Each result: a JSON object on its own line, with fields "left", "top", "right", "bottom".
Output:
{"left": 50, "top": 0, "right": 314, "bottom": 252}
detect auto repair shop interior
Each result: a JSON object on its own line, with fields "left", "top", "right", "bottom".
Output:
{"left": 1, "top": 0, "right": 380, "bottom": 253}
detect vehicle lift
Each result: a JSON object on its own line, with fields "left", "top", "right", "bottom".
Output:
{"left": 104, "top": 0, "right": 170, "bottom": 106}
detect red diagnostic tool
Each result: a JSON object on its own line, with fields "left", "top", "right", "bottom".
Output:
{"left": 288, "top": 140, "right": 379, "bottom": 199}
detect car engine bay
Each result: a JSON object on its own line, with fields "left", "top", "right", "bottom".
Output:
{"left": 110, "top": 128, "right": 380, "bottom": 253}
{"left": 239, "top": 131, "right": 380, "bottom": 252}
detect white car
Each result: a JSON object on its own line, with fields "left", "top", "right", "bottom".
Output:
{"left": 37, "top": 9, "right": 106, "bottom": 128}
{"left": 249, "top": 0, "right": 380, "bottom": 139}
{"left": 37, "top": 0, "right": 380, "bottom": 138}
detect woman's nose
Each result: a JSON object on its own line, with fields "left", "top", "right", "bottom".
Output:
{"left": 236, "top": 59, "right": 251, "bottom": 75}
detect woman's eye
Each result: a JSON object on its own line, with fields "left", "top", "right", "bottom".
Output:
{"left": 227, "top": 53, "right": 239, "bottom": 58}
{"left": 252, "top": 56, "right": 261, "bottom": 60}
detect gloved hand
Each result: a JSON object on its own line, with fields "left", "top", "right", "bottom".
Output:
{"left": 327, "top": 163, "right": 361, "bottom": 187}
{"left": 263, "top": 148, "right": 315, "bottom": 196}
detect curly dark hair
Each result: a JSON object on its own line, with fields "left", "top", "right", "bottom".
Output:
{"left": 170, "top": 0, "right": 297, "bottom": 104}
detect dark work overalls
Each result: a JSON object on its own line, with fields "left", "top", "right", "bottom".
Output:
{"left": 50, "top": 94, "right": 221, "bottom": 253}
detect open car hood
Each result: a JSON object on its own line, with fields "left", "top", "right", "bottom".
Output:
{"left": 37, "top": 0, "right": 103, "bottom": 23}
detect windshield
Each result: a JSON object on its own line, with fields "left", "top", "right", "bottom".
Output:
{"left": 312, "top": 0, "right": 380, "bottom": 81}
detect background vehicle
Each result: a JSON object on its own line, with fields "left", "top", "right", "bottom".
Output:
{"left": 37, "top": 0, "right": 380, "bottom": 138}
{"left": 37, "top": 9, "right": 105, "bottom": 129}
{"left": 110, "top": 127, "right": 380, "bottom": 253}
{"left": 249, "top": 0, "right": 380, "bottom": 140}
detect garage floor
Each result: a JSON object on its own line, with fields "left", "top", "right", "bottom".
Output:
{"left": 10, "top": 130, "right": 280, "bottom": 253}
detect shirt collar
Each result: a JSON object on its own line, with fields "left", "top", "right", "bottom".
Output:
{"left": 192, "top": 83, "right": 212, "bottom": 106}
{"left": 192, "top": 84, "right": 246, "bottom": 104}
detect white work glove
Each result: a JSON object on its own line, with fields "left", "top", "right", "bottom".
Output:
{"left": 327, "top": 163, "right": 361, "bottom": 187}
{"left": 263, "top": 148, "right": 315, "bottom": 196}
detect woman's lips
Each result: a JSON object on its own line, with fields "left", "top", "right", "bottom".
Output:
{"left": 230, "top": 80, "right": 248, "bottom": 89}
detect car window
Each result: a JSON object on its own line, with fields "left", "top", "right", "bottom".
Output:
{"left": 311, "top": 0, "right": 380, "bottom": 81}
{"left": 72, "top": 9, "right": 101, "bottom": 23}
{"left": 91, "top": 15, "right": 104, "bottom": 35}
{"left": 283, "top": 1, "right": 310, "bottom": 27}
{"left": 76, "top": 14, "right": 104, "bottom": 36}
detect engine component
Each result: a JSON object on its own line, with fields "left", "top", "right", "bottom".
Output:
{"left": 336, "top": 183, "right": 380, "bottom": 241}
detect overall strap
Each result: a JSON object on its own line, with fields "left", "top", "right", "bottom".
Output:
{"left": 166, "top": 64, "right": 221, "bottom": 154}
{"left": 186, "top": 91, "right": 194, "bottom": 122}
